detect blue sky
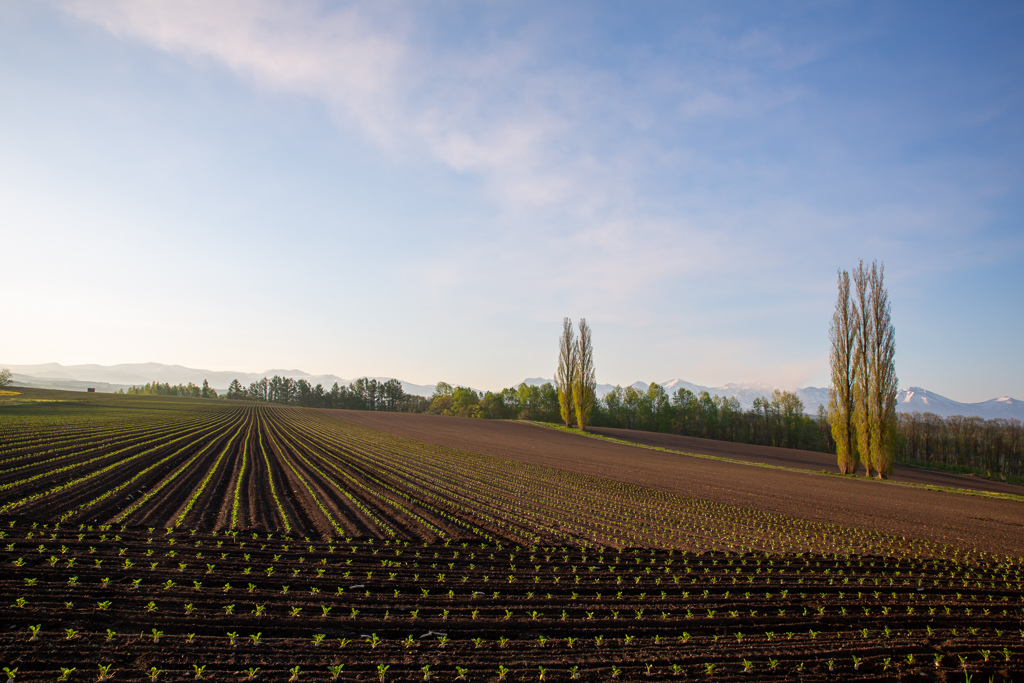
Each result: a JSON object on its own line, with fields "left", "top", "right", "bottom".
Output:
{"left": 2, "top": 1, "right": 1022, "bottom": 402}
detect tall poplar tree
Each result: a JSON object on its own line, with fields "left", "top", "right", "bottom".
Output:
{"left": 851, "top": 261, "right": 874, "bottom": 475}
{"left": 573, "top": 318, "right": 596, "bottom": 431}
{"left": 555, "top": 317, "right": 577, "bottom": 427}
{"left": 828, "top": 269, "right": 859, "bottom": 474}
{"left": 851, "top": 260, "right": 898, "bottom": 479}
{"left": 866, "top": 262, "right": 898, "bottom": 478}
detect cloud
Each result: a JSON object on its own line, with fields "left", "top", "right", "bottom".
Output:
{"left": 57, "top": 2, "right": 1019, "bottom": 318}
{"left": 58, "top": 2, "right": 804, "bottom": 219}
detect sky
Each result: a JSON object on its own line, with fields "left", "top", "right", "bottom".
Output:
{"left": 2, "top": 1, "right": 1023, "bottom": 402}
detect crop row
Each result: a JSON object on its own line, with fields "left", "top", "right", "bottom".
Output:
{"left": 1, "top": 523, "right": 1021, "bottom": 682}
{"left": 0, "top": 402, "right": 1014, "bottom": 566}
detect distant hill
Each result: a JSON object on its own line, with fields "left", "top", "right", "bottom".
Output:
{"left": 1, "top": 362, "right": 437, "bottom": 398}
{"left": 4, "top": 362, "right": 1020, "bottom": 421}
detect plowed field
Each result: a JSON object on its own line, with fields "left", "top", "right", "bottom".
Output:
{"left": 1, "top": 393, "right": 1022, "bottom": 682}
{"left": 322, "top": 411, "right": 1024, "bottom": 558}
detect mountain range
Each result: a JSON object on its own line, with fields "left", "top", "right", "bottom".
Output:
{"left": 1, "top": 362, "right": 438, "bottom": 399}
{"left": 521, "top": 378, "right": 1023, "bottom": 422}
{"left": 3, "top": 362, "right": 1021, "bottom": 422}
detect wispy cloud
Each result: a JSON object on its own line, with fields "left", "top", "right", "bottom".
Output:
{"left": 58, "top": 1, "right": 802, "bottom": 230}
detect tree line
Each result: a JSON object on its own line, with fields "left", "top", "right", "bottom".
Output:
{"left": 120, "top": 380, "right": 217, "bottom": 399}
{"left": 122, "top": 375, "right": 429, "bottom": 412}
{"left": 895, "top": 411, "right": 1024, "bottom": 481}
{"left": 224, "top": 375, "right": 430, "bottom": 411}
{"left": 423, "top": 377, "right": 833, "bottom": 452}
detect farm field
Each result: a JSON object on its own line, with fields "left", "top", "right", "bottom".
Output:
{"left": 0, "top": 390, "right": 1022, "bottom": 681}
{"left": 585, "top": 427, "right": 1024, "bottom": 497}
{"left": 323, "top": 411, "right": 1024, "bottom": 558}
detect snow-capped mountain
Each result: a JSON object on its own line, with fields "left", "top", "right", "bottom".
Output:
{"left": 523, "top": 378, "right": 1022, "bottom": 421}
{"left": 897, "top": 387, "right": 1024, "bottom": 420}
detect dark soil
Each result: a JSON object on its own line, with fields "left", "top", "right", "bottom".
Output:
{"left": 1, "top": 523, "right": 1021, "bottom": 682}
{"left": 323, "top": 412, "right": 1024, "bottom": 558}
{"left": 586, "top": 426, "right": 1024, "bottom": 497}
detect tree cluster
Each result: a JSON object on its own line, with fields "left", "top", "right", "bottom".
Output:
{"left": 121, "top": 380, "right": 217, "bottom": 399}
{"left": 224, "top": 375, "right": 429, "bottom": 412}
{"left": 555, "top": 318, "right": 597, "bottom": 430}
{"left": 828, "top": 260, "right": 898, "bottom": 478}
{"left": 426, "top": 381, "right": 560, "bottom": 421}
{"left": 0, "top": 368, "right": 12, "bottom": 387}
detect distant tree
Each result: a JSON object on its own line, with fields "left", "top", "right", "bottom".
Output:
{"left": 479, "top": 391, "right": 512, "bottom": 419}
{"left": 671, "top": 387, "right": 697, "bottom": 435}
{"left": 515, "top": 382, "right": 541, "bottom": 420}
{"left": 603, "top": 385, "right": 626, "bottom": 427}
{"left": 828, "top": 268, "right": 859, "bottom": 474}
{"left": 771, "top": 389, "right": 805, "bottom": 449}
{"left": 427, "top": 394, "right": 454, "bottom": 415}
{"left": 227, "top": 379, "right": 244, "bottom": 399}
{"left": 572, "top": 318, "right": 596, "bottom": 431}
{"left": 0, "top": 368, "right": 12, "bottom": 387}
{"left": 296, "top": 379, "right": 314, "bottom": 407}
{"left": 641, "top": 382, "right": 671, "bottom": 432}
{"left": 433, "top": 382, "right": 454, "bottom": 398}
{"left": 555, "top": 317, "right": 577, "bottom": 427}
{"left": 452, "top": 387, "right": 482, "bottom": 417}
{"left": 381, "top": 379, "right": 405, "bottom": 411}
